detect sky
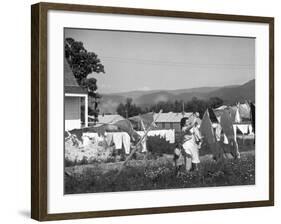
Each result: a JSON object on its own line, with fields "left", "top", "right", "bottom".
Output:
{"left": 65, "top": 28, "right": 255, "bottom": 94}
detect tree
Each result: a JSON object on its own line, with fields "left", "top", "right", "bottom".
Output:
{"left": 208, "top": 97, "right": 224, "bottom": 108}
{"left": 65, "top": 37, "right": 105, "bottom": 122}
{"left": 117, "top": 98, "right": 143, "bottom": 118}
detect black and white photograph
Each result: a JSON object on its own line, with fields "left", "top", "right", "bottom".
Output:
{"left": 64, "top": 28, "right": 256, "bottom": 194}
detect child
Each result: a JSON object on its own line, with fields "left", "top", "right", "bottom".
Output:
{"left": 173, "top": 143, "right": 185, "bottom": 174}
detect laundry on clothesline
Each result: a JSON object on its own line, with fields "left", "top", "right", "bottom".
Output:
{"left": 146, "top": 129, "right": 175, "bottom": 144}
{"left": 83, "top": 131, "right": 132, "bottom": 154}
{"left": 122, "top": 132, "right": 131, "bottom": 154}
{"left": 200, "top": 110, "right": 216, "bottom": 145}
{"left": 233, "top": 124, "right": 253, "bottom": 135}
{"left": 137, "top": 129, "right": 175, "bottom": 146}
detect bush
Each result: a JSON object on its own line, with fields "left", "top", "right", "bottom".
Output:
{"left": 146, "top": 136, "right": 175, "bottom": 155}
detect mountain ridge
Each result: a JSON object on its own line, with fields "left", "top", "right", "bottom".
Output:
{"left": 98, "top": 79, "right": 255, "bottom": 114}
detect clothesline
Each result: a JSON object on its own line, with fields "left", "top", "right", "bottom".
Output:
{"left": 83, "top": 132, "right": 131, "bottom": 154}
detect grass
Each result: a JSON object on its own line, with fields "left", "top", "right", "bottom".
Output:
{"left": 64, "top": 149, "right": 255, "bottom": 194}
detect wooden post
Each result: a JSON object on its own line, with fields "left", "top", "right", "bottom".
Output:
{"left": 84, "top": 95, "right": 88, "bottom": 127}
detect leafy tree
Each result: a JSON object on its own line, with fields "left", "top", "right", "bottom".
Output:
{"left": 65, "top": 37, "right": 105, "bottom": 122}
{"left": 117, "top": 96, "right": 224, "bottom": 119}
{"left": 208, "top": 97, "right": 224, "bottom": 108}
{"left": 146, "top": 96, "right": 223, "bottom": 118}
{"left": 117, "top": 98, "right": 143, "bottom": 118}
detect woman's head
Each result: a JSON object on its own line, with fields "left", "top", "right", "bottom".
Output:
{"left": 180, "top": 117, "right": 188, "bottom": 129}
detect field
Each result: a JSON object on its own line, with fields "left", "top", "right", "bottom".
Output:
{"left": 64, "top": 137, "right": 255, "bottom": 194}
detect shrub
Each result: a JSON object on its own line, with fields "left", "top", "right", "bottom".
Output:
{"left": 146, "top": 136, "right": 175, "bottom": 155}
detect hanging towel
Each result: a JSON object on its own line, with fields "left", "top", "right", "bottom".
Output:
{"left": 239, "top": 103, "right": 251, "bottom": 120}
{"left": 166, "top": 129, "right": 175, "bottom": 143}
{"left": 235, "top": 107, "right": 241, "bottom": 123}
{"left": 147, "top": 130, "right": 157, "bottom": 137}
{"left": 208, "top": 108, "right": 219, "bottom": 123}
{"left": 250, "top": 103, "right": 255, "bottom": 133}
{"left": 105, "top": 133, "right": 113, "bottom": 146}
{"left": 122, "top": 132, "right": 131, "bottom": 154}
{"left": 223, "top": 134, "right": 229, "bottom": 144}
{"left": 159, "top": 130, "right": 166, "bottom": 139}
{"left": 215, "top": 124, "right": 222, "bottom": 141}
{"left": 200, "top": 110, "right": 216, "bottom": 145}
{"left": 112, "top": 132, "right": 123, "bottom": 149}
{"left": 165, "top": 130, "right": 171, "bottom": 143}
{"left": 237, "top": 124, "right": 249, "bottom": 135}
{"left": 171, "top": 129, "right": 175, "bottom": 143}
{"left": 233, "top": 125, "right": 238, "bottom": 141}
{"left": 249, "top": 124, "right": 253, "bottom": 134}
{"left": 220, "top": 110, "right": 235, "bottom": 140}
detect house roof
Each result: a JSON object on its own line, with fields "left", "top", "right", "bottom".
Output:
{"left": 64, "top": 59, "right": 87, "bottom": 94}
{"left": 153, "top": 112, "right": 193, "bottom": 123}
{"left": 92, "top": 114, "right": 125, "bottom": 125}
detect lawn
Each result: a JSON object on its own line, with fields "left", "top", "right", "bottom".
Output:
{"left": 64, "top": 149, "right": 255, "bottom": 194}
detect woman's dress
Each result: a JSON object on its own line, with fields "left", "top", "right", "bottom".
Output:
{"left": 182, "top": 127, "right": 201, "bottom": 164}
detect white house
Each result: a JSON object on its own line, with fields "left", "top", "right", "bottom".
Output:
{"left": 153, "top": 112, "right": 194, "bottom": 132}
{"left": 64, "top": 59, "right": 88, "bottom": 131}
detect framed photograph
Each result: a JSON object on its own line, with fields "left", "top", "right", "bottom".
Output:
{"left": 31, "top": 2, "right": 274, "bottom": 221}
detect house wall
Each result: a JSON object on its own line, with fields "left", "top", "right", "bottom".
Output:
{"left": 65, "top": 96, "right": 81, "bottom": 130}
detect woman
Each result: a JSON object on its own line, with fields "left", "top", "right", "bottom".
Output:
{"left": 181, "top": 119, "right": 202, "bottom": 171}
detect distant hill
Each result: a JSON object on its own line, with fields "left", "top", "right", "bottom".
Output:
{"left": 98, "top": 79, "right": 255, "bottom": 113}
{"left": 207, "top": 79, "right": 255, "bottom": 104}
